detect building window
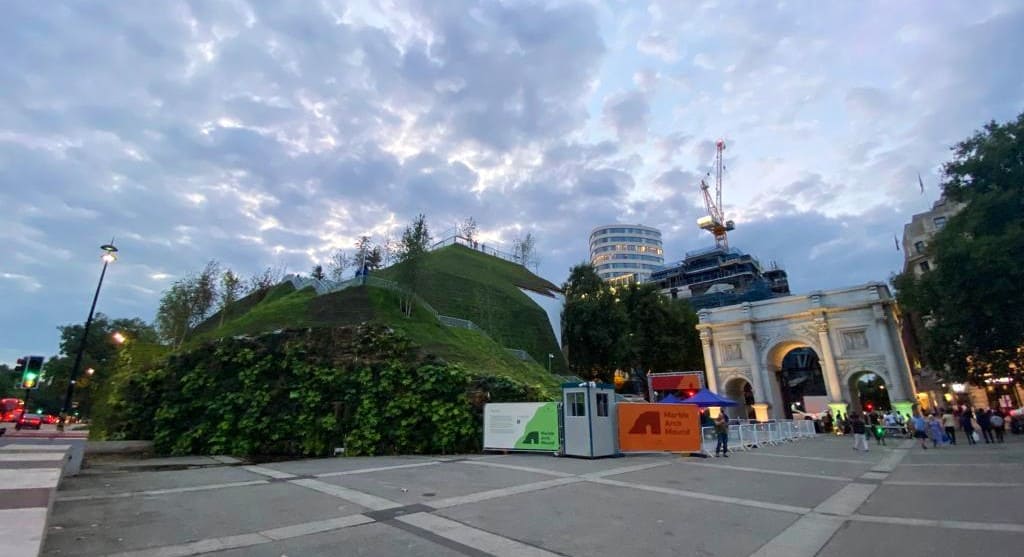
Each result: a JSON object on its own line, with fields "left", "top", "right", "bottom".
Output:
{"left": 842, "top": 330, "right": 869, "bottom": 352}
{"left": 567, "top": 392, "right": 586, "bottom": 417}
{"left": 919, "top": 261, "right": 931, "bottom": 273}
{"left": 933, "top": 216, "right": 947, "bottom": 229}
{"left": 596, "top": 393, "right": 609, "bottom": 417}
{"left": 914, "top": 241, "right": 925, "bottom": 254}
{"left": 722, "top": 342, "right": 743, "bottom": 362}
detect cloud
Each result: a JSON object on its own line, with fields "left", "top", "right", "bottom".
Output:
{"left": 603, "top": 89, "right": 650, "bottom": 143}
{"left": 0, "top": 0, "right": 1021, "bottom": 364}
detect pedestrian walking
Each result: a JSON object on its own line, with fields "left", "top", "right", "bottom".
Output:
{"left": 714, "top": 412, "right": 729, "bottom": 457}
{"left": 851, "top": 413, "right": 869, "bottom": 452}
{"left": 927, "top": 414, "right": 945, "bottom": 448}
{"left": 911, "top": 412, "right": 929, "bottom": 449}
{"left": 822, "top": 412, "right": 834, "bottom": 434}
{"left": 991, "top": 410, "right": 1005, "bottom": 443}
{"left": 960, "top": 409, "right": 977, "bottom": 445}
{"left": 941, "top": 408, "right": 957, "bottom": 445}
{"left": 977, "top": 408, "right": 995, "bottom": 444}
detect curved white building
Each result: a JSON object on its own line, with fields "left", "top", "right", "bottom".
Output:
{"left": 589, "top": 224, "right": 664, "bottom": 283}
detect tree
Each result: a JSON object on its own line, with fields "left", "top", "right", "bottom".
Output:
{"left": 35, "top": 314, "right": 158, "bottom": 417}
{"left": 366, "top": 246, "right": 384, "bottom": 270}
{"left": 396, "top": 214, "right": 432, "bottom": 316}
{"left": 894, "top": 112, "right": 1024, "bottom": 383}
{"left": 561, "top": 264, "right": 628, "bottom": 382}
{"left": 156, "top": 261, "right": 222, "bottom": 347}
{"left": 459, "top": 217, "right": 478, "bottom": 242}
{"left": 310, "top": 265, "right": 326, "bottom": 280}
{"left": 619, "top": 283, "right": 702, "bottom": 374}
{"left": 247, "top": 265, "right": 285, "bottom": 293}
{"left": 327, "top": 249, "right": 350, "bottom": 281}
{"left": 354, "top": 235, "right": 373, "bottom": 273}
{"left": 218, "top": 269, "right": 243, "bottom": 328}
{"left": 513, "top": 232, "right": 540, "bottom": 270}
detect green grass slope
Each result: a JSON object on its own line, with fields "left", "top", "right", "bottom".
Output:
{"left": 189, "top": 278, "right": 559, "bottom": 393}
{"left": 377, "top": 244, "right": 566, "bottom": 373}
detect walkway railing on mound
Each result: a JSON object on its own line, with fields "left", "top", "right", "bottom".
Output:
{"left": 281, "top": 274, "right": 540, "bottom": 366}
{"left": 429, "top": 234, "right": 525, "bottom": 267}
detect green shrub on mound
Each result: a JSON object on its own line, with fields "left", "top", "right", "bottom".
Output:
{"left": 105, "top": 324, "right": 543, "bottom": 457}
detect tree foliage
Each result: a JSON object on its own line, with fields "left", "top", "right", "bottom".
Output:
{"left": 396, "top": 214, "right": 432, "bottom": 316}
{"left": 894, "top": 112, "right": 1024, "bottom": 383}
{"left": 459, "top": 217, "right": 478, "bottom": 242}
{"left": 327, "top": 249, "right": 350, "bottom": 281}
{"left": 310, "top": 265, "right": 326, "bottom": 281}
{"left": 156, "top": 261, "right": 221, "bottom": 348}
{"left": 561, "top": 264, "right": 702, "bottom": 384}
{"left": 513, "top": 232, "right": 539, "bottom": 270}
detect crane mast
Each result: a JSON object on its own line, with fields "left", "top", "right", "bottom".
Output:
{"left": 696, "top": 139, "right": 735, "bottom": 249}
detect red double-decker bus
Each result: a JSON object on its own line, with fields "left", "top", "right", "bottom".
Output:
{"left": 1, "top": 398, "right": 25, "bottom": 422}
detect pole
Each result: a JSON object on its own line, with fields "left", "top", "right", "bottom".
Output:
{"left": 58, "top": 259, "right": 109, "bottom": 431}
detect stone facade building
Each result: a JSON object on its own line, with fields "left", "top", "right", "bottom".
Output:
{"left": 696, "top": 283, "right": 917, "bottom": 421}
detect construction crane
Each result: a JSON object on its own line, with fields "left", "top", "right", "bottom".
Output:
{"left": 696, "top": 139, "right": 735, "bottom": 249}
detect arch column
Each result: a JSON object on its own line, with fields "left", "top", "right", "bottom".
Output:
{"left": 699, "top": 327, "right": 721, "bottom": 418}
{"left": 874, "top": 304, "right": 913, "bottom": 417}
{"left": 743, "top": 323, "right": 770, "bottom": 421}
{"left": 815, "top": 316, "right": 847, "bottom": 416}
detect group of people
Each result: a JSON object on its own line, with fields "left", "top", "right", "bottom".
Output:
{"left": 822, "top": 406, "right": 1014, "bottom": 452}
{"left": 909, "top": 407, "right": 1010, "bottom": 449}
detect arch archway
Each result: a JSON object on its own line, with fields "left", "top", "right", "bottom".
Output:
{"left": 724, "top": 377, "right": 755, "bottom": 420}
{"left": 766, "top": 343, "right": 827, "bottom": 419}
{"left": 848, "top": 371, "right": 891, "bottom": 414}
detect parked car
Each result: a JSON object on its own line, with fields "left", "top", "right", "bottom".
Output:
{"left": 15, "top": 413, "right": 43, "bottom": 430}
{"left": 42, "top": 414, "right": 60, "bottom": 424}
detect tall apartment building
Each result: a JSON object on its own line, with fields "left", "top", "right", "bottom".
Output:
{"left": 589, "top": 224, "right": 664, "bottom": 283}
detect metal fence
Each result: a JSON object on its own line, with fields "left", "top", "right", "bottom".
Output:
{"left": 429, "top": 235, "right": 526, "bottom": 267}
{"left": 700, "top": 419, "right": 817, "bottom": 457}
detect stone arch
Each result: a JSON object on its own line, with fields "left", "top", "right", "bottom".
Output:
{"left": 723, "top": 376, "right": 755, "bottom": 421}
{"left": 846, "top": 370, "right": 892, "bottom": 413}
{"left": 764, "top": 340, "right": 825, "bottom": 419}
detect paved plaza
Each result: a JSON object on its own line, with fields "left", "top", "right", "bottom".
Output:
{"left": 41, "top": 434, "right": 1024, "bottom": 557}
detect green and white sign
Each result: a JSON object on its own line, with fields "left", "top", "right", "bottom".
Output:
{"left": 483, "top": 402, "right": 560, "bottom": 452}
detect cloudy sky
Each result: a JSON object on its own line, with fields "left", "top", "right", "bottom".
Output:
{"left": 2, "top": 1, "right": 1022, "bottom": 363}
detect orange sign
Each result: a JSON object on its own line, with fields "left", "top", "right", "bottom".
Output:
{"left": 617, "top": 403, "right": 701, "bottom": 452}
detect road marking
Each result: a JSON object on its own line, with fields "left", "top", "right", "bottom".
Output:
{"left": 315, "top": 460, "right": 441, "bottom": 478}
{"left": 583, "top": 461, "right": 671, "bottom": 478}
{"left": 0, "top": 468, "right": 61, "bottom": 490}
{"left": 749, "top": 513, "right": 846, "bottom": 557}
{"left": 241, "top": 465, "right": 296, "bottom": 479}
{"left": 901, "top": 462, "right": 1022, "bottom": 467}
{"left": 740, "top": 452, "right": 873, "bottom": 465}
{"left": 398, "top": 512, "right": 561, "bottom": 557}
{"left": 590, "top": 477, "right": 810, "bottom": 515}
{"left": 107, "top": 532, "right": 268, "bottom": 557}
{"left": 0, "top": 507, "right": 47, "bottom": 556}
{"left": 289, "top": 478, "right": 400, "bottom": 510}
{"left": 105, "top": 515, "right": 375, "bottom": 556}
{"left": 57, "top": 480, "right": 270, "bottom": 502}
{"left": 0, "top": 452, "right": 66, "bottom": 462}
{"left": 859, "top": 472, "right": 888, "bottom": 480}
{"left": 813, "top": 483, "right": 877, "bottom": 516}
{"left": 259, "top": 513, "right": 374, "bottom": 540}
{"left": 459, "top": 459, "right": 574, "bottom": 478}
{"left": 0, "top": 443, "right": 72, "bottom": 451}
{"left": 676, "top": 459, "right": 852, "bottom": 482}
{"left": 849, "top": 513, "right": 1024, "bottom": 533}
{"left": 871, "top": 449, "right": 908, "bottom": 472}
{"left": 883, "top": 480, "right": 1024, "bottom": 488}
{"left": 428, "top": 477, "right": 583, "bottom": 509}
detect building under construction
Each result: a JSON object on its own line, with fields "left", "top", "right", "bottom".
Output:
{"left": 650, "top": 138, "right": 790, "bottom": 309}
{"left": 651, "top": 247, "right": 790, "bottom": 309}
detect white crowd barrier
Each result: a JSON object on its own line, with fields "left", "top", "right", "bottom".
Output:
{"left": 700, "top": 419, "right": 818, "bottom": 457}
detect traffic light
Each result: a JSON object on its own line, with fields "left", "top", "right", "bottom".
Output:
{"left": 21, "top": 355, "right": 43, "bottom": 390}
{"left": 14, "top": 357, "right": 26, "bottom": 374}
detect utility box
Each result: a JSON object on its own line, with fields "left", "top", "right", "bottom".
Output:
{"left": 561, "top": 382, "right": 618, "bottom": 458}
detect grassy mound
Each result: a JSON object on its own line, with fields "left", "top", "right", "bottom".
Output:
{"left": 377, "top": 244, "right": 564, "bottom": 372}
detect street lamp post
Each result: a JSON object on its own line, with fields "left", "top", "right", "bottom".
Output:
{"left": 58, "top": 243, "right": 118, "bottom": 431}
{"left": 547, "top": 353, "right": 554, "bottom": 374}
